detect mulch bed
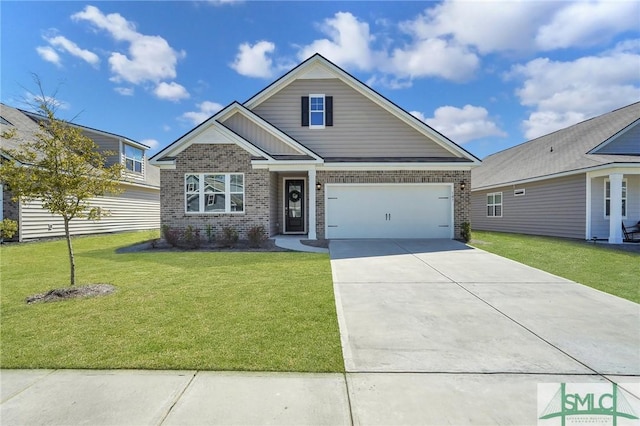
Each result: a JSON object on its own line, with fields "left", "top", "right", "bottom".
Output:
{"left": 26, "top": 284, "right": 116, "bottom": 304}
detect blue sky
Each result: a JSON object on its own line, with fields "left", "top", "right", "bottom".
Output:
{"left": 1, "top": 1, "right": 639, "bottom": 159}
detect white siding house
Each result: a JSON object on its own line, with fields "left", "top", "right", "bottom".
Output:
{"left": 1, "top": 104, "right": 160, "bottom": 241}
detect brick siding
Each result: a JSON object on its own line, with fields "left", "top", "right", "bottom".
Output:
{"left": 160, "top": 144, "right": 271, "bottom": 239}
{"left": 160, "top": 144, "right": 471, "bottom": 240}
{"left": 315, "top": 170, "right": 471, "bottom": 240}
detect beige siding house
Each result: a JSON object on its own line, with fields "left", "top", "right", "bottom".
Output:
{"left": 1, "top": 104, "right": 160, "bottom": 241}
{"left": 151, "top": 54, "right": 480, "bottom": 240}
{"left": 471, "top": 102, "right": 640, "bottom": 244}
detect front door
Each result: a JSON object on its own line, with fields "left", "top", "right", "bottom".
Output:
{"left": 285, "top": 179, "right": 305, "bottom": 233}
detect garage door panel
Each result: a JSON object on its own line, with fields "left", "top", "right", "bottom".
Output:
{"left": 326, "top": 184, "right": 452, "bottom": 239}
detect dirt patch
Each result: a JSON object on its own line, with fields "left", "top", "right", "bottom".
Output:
{"left": 26, "top": 284, "right": 116, "bottom": 304}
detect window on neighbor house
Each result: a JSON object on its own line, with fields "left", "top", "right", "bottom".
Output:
{"left": 185, "top": 173, "right": 244, "bottom": 213}
{"left": 124, "top": 144, "right": 143, "bottom": 173}
{"left": 487, "top": 192, "right": 502, "bottom": 217}
{"left": 605, "top": 179, "right": 627, "bottom": 217}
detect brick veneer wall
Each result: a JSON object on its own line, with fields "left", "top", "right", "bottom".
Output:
{"left": 160, "top": 144, "right": 271, "bottom": 238}
{"left": 315, "top": 170, "right": 471, "bottom": 240}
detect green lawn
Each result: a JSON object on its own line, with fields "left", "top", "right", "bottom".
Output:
{"left": 470, "top": 231, "right": 640, "bottom": 303}
{"left": 0, "top": 232, "right": 344, "bottom": 372}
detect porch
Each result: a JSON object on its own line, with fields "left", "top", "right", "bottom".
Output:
{"left": 587, "top": 170, "right": 640, "bottom": 244}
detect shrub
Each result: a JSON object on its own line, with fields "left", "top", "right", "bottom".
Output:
{"left": 220, "top": 226, "right": 239, "bottom": 248}
{"left": 182, "top": 225, "right": 201, "bottom": 249}
{"left": 461, "top": 221, "right": 472, "bottom": 243}
{"left": 162, "top": 224, "right": 181, "bottom": 248}
{"left": 205, "top": 224, "right": 215, "bottom": 243}
{"left": 247, "top": 225, "right": 268, "bottom": 248}
{"left": 0, "top": 218, "right": 18, "bottom": 242}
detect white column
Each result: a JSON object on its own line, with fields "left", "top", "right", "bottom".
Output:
{"left": 608, "top": 173, "right": 623, "bottom": 244}
{"left": 307, "top": 168, "right": 317, "bottom": 240}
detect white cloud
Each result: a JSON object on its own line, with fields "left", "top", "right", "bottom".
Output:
{"left": 114, "top": 87, "right": 134, "bottom": 96}
{"left": 154, "top": 82, "right": 190, "bottom": 102}
{"left": 206, "top": 0, "right": 244, "bottom": 5}
{"left": 140, "top": 138, "right": 159, "bottom": 149}
{"left": 401, "top": 1, "right": 556, "bottom": 54}
{"left": 298, "top": 12, "right": 375, "bottom": 71}
{"left": 389, "top": 38, "right": 479, "bottom": 82}
{"left": 36, "top": 46, "right": 61, "bottom": 66}
{"left": 72, "top": 5, "right": 186, "bottom": 85}
{"left": 510, "top": 47, "right": 640, "bottom": 139}
{"left": 413, "top": 105, "right": 506, "bottom": 144}
{"left": 181, "top": 101, "right": 224, "bottom": 125}
{"left": 536, "top": 1, "right": 640, "bottom": 50}
{"left": 46, "top": 35, "right": 100, "bottom": 67}
{"left": 230, "top": 41, "right": 277, "bottom": 78}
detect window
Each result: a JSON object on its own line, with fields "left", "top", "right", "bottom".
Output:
{"left": 124, "top": 144, "right": 143, "bottom": 173}
{"left": 487, "top": 192, "right": 502, "bottom": 217}
{"left": 605, "top": 179, "right": 627, "bottom": 217}
{"left": 185, "top": 173, "right": 244, "bottom": 213}
{"left": 310, "top": 94, "right": 325, "bottom": 128}
{"left": 301, "top": 95, "right": 333, "bottom": 127}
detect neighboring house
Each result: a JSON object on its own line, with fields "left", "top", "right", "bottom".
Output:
{"left": 1, "top": 104, "right": 160, "bottom": 241}
{"left": 150, "top": 54, "right": 480, "bottom": 240}
{"left": 471, "top": 102, "right": 640, "bottom": 244}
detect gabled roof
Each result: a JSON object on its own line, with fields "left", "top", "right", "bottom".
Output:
{"left": 472, "top": 102, "right": 640, "bottom": 190}
{"left": 151, "top": 54, "right": 480, "bottom": 166}
{"left": 245, "top": 53, "right": 480, "bottom": 164}
{"left": 217, "top": 102, "right": 323, "bottom": 161}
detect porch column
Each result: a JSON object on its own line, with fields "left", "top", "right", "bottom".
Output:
{"left": 608, "top": 173, "right": 623, "bottom": 244}
{"left": 308, "top": 169, "right": 317, "bottom": 240}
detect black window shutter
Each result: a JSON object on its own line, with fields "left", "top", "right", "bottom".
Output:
{"left": 301, "top": 96, "right": 309, "bottom": 127}
{"left": 326, "top": 96, "right": 333, "bottom": 126}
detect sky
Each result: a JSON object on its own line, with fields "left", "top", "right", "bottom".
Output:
{"left": 1, "top": 1, "right": 639, "bottom": 159}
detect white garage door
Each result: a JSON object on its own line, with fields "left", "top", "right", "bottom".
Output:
{"left": 325, "top": 184, "right": 453, "bottom": 239}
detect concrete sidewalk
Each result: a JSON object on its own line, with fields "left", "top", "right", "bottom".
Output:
{"left": 2, "top": 369, "right": 639, "bottom": 425}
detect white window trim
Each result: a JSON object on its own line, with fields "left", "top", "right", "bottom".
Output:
{"left": 604, "top": 178, "right": 627, "bottom": 218}
{"left": 487, "top": 192, "right": 503, "bottom": 217}
{"left": 309, "top": 94, "right": 325, "bottom": 129}
{"left": 185, "top": 173, "right": 245, "bottom": 214}
{"left": 123, "top": 143, "right": 144, "bottom": 175}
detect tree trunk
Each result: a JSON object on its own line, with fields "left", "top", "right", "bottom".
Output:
{"left": 63, "top": 218, "right": 76, "bottom": 286}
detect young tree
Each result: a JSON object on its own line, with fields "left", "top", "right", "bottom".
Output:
{"left": 0, "top": 96, "right": 123, "bottom": 286}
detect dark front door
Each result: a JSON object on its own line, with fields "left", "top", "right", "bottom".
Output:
{"left": 285, "top": 179, "right": 305, "bottom": 233}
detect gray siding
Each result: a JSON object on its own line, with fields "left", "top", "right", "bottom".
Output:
{"left": 252, "top": 79, "right": 455, "bottom": 158}
{"left": 82, "top": 130, "right": 120, "bottom": 166}
{"left": 471, "top": 174, "right": 587, "bottom": 239}
{"left": 19, "top": 185, "right": 160, "bottom": 241}
{"left": 222, "top": 113, "right": 301, "bottom": 155}
{"left": 590, "top": 174, "right": 640, "bottom": 238}
{"left": 595, "top": 124, "right": 639, "bottom": 155}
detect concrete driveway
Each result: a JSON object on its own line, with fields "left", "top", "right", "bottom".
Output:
{"left": 330, "top": 239, "right": 640, "bottom": 424}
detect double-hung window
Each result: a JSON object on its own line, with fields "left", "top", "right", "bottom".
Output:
{"left": 301, "top": 95, "right": 333, "bottom": 128}
{"left": 185, "top": 173, "right": 244, "bottom": 213}
{"left": 124, "top": 144, "right": 143, "bottom": 173}
{"left": 605, "top": 179, "right": 627, "bottom": 217}
{"left": 309, "top": 94, "right": 325, "bottom": 128}
{"left": 487, "top": 192, "right": 502, "bottom": 217}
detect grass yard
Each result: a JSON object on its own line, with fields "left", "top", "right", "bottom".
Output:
{"left": 470, "top": 231, "right": 640, "bottom": 304}
{"left": 0, "top": 232, "right": 344, "bottom": 372}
